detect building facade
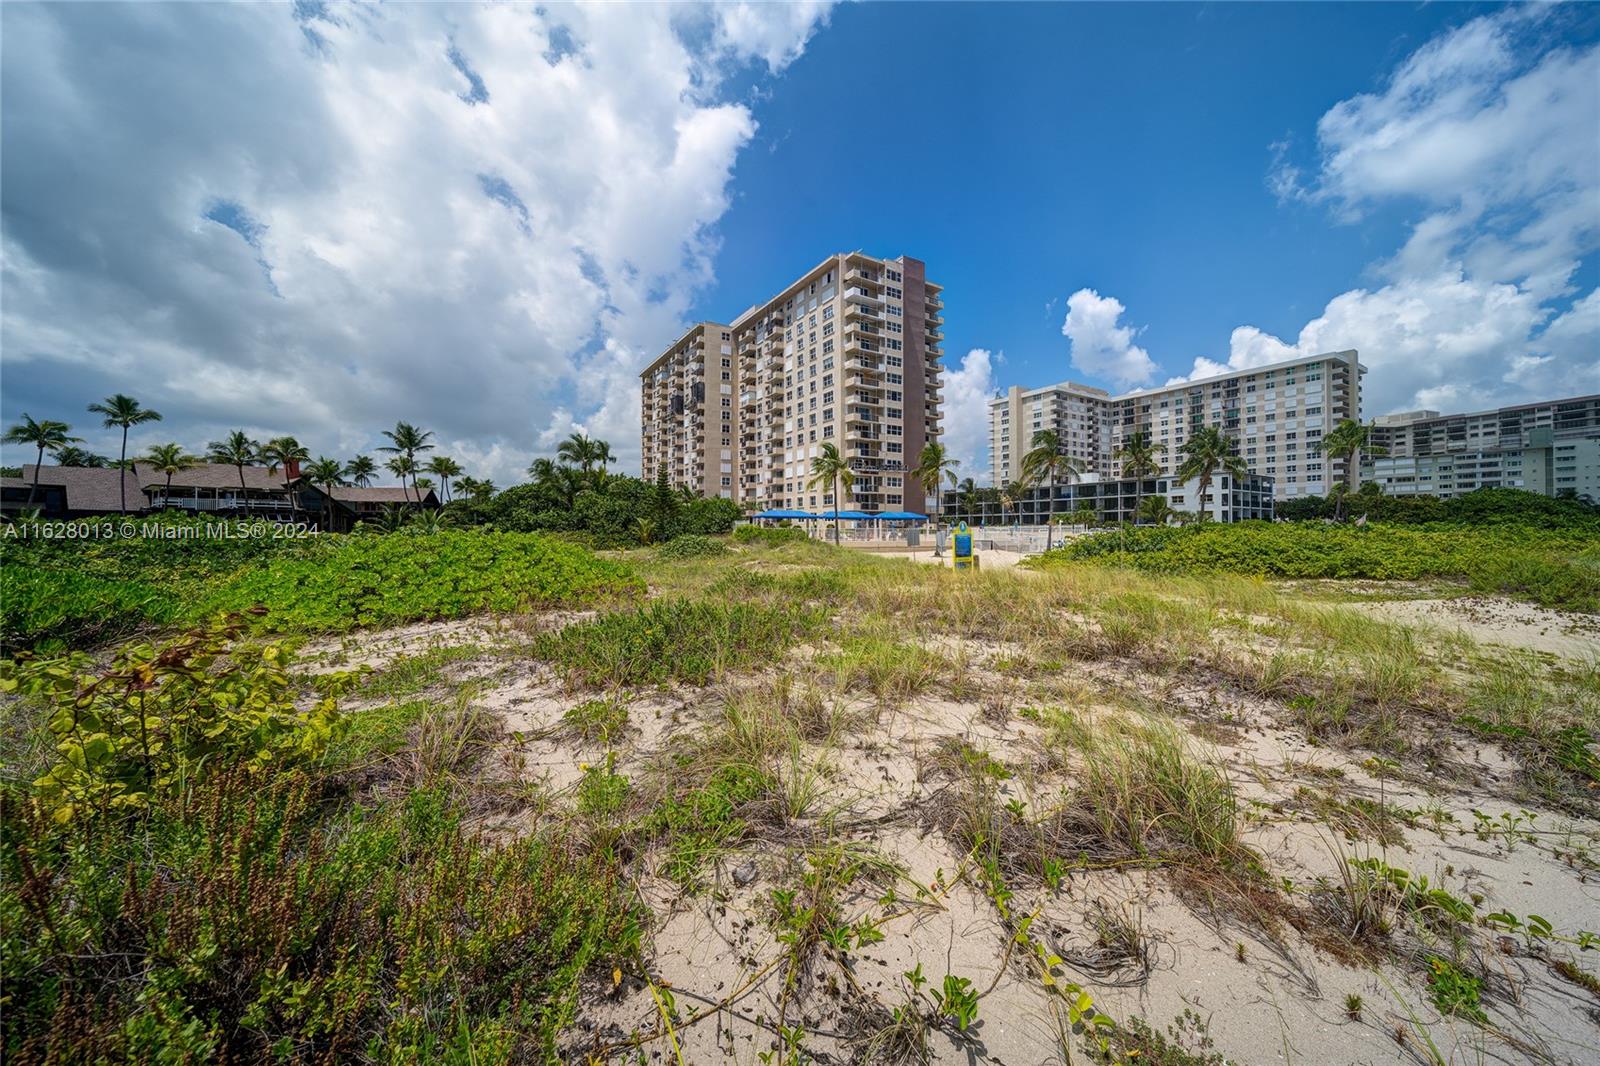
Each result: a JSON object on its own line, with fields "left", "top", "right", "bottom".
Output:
{"left": 1109, "top": 350, "right": 1363, "bottom": 501}
{"left": 639, "top": 322, "right": 738, "bottom": 499}
{"left": 943, "top": 472, "right": 1275, "bottom": 525}
{"left": 1361, "top": 395, "right": 1600, "bottom": 500}
{"left": 988, "top": 381, "right": 1114, "bottom": 487}
{"left": 641, "top": 252, "right": 943, "bottom": 513}
{"left": 990, "top": 350, "right": 1364, "bottom": 503}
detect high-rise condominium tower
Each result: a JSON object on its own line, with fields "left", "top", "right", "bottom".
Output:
{"left": 641, "top": 253, "right": 943, "bottom": 513}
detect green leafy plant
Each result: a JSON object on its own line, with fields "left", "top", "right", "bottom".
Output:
{"left": 1426, "top": 956, "right": 1487, "bottom": 1024}
{"left": 656, "top": 533, "right": 727, "bottom": 559}
{"left": 2, "top": 615, "right": 350, "bottom": 821}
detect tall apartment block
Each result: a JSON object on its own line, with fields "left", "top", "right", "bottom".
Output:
{"left": 639, "top": 322, "right": 739, "bottom": 499}
{"left": 734, "top": 253, "right": 942, "bottom": 513}
{"left": 640, "top": 252, "right": 943, "bottom": 513}
{"left": 1361, "top": 395, "right": 1600, "bottom": 500}
{"left": 988, "top": 350, "right": 1364, "bottom": 502}
{"left": 1110, "top": 350, "right": 1363, "bottom": 500}
{"left": 989, "top": 381, "right": 1114, "bottom": 487}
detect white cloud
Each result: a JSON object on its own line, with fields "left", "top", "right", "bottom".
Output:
{"left": 940, "top": 347, "right": 998, "bottom": 485}
{"left": 1243, "top": 8, "right": 1600, "bottom": 414}
{"left": 0, "top": 2, "right": 833, "bottom": 485}
{"left": 1190, "top": 272, "right": 1591, "bottom": 413}
{"left": 1061, "top": 289, "right": 1157, "bottom": 389}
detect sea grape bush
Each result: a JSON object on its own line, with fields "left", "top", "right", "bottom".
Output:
{"left": 197, "top": 529, "right": 643, "bottom": 632}
{"left": 0, "top": 566, "right": 178, "bottom": 651}
{"left": 1038, "top": 521, "right": 1600, "bottom": 611}
{"left": 1, "top": 615, "right": 351, "bottom": 821}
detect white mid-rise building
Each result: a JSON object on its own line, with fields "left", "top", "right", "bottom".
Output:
{"left": 1362, "top": 396, "right": 1600, "bottom": 500}
{"left": 989, "top": 350, "right": 1365, "bottom": 501}
{"left": 988, "top": 381, "right": 1113, "bottom": 488}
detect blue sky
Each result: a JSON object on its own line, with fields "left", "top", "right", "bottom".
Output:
{"left": 2, "top": 2, "right": 1596, "bottom": 485}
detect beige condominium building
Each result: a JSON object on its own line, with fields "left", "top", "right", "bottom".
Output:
{"left": 989, "top": 381, "right": 1115, "bottom": 487}
{"left": 1362, "top": 395, "right": 1600, "bottom": 500}
{"left": 639, "top": 322, "right": 739, "bottom": 499}
{"left": 990, "top": 349, "right": 1364, "bottom": 501}
{"left": 735, "top": 253, "right": 942, "bottom": 513}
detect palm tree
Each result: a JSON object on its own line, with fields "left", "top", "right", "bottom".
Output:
{"left": 87, "top": 394, "right": 162, "bottom": 513}
{"left": 304, "top": 456, "right": 346, "bottom": 531}
{"left": 53, "top": 446, "right": 108, "bottom": 468}
{"left": 1022, "top": 429, "right": 1088, "bottom": 551}
{"left": 913, "top": 442, "right": 960, "bottom": 556}
{"left": 408, "top": 509, "right": 448, "bottom": 534}
{"left": 1070, "top": 501, "right": 1099, "bottom": 529}
{"left": 207, "top": 431, "right": 260, "bottom": 502}
{"left": 4, "top": 415, "right": 82, "bottom": 504}
{"left": 415, "top": 476, "right": 436, "bottom": 496}
{"left": 378, "top": 421, "right": 435, "bottom": 501}
{"left": 1135, "top": 494, "right": 1175, "bottom": 526}
{"left": 142, "top": 443, "right": 199, "bottom": 510}
{"left": 385, "top": 455, "right": 418, "bottom": 502}
{"left": 260, "top": 436, "right": 311, "bottom": 517}
{"left": 1175, "top": 425, "right": 1248, "bottom": 522}
{"left": 344, "top": 454, "right": 378, "bottom": 487}
{"left": 424, "top": 456, "right": 464, "bottom": 501}
{"left": 999, "top": 482, "right": 1019, "bottom": 525}
{"left": 956, "top": 477, "right": 979, "bottom": 521}
{"left": 1114, "top": 431, "right": 1166, "bottom": 525}
{"left": 592, "top": 439, "right": 614, "bottom": 476}
{"left": 913, "top": 441, "right": 960, "bottom": 517}
{"left": 457, "top": 475, "right": 492, "bottom": 500}
{"left": 556, "top": 432, "right": 597, "bottom": 473}
{"left": 1315, "top": 419, "right": 1387, "bottom": 521}
{"left": 806, "top": 442, "right": 855, "bottom": 547}
{"left": 634, "top": 517, "right": 657, "bottom": 545}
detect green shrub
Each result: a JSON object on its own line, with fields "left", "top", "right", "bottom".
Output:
{"left": 0, "top": 566, "right": 178, "bottom": 652}
{"left": 196, "top": 530, "right": 641, "bottom": 632}
{"left": 1035, "top": 521, "right": 1600, "bottom": 611}
{"left": 1, "top": 617, "right": 351, "bottom": 821}
{"left": 656, "top": 534, "right": 726, "bottom": 560}
{"left": 0, "top": 777, "right": 641, "bottom": 1062}
{"left": 732, "top": 524, "right": 809, "bottom": 547}
{"left": 532, "top": 599, "right": 822, "bottom": 688}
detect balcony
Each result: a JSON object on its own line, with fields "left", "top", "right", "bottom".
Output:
{"left": 844, "top": 287, "right": 884, "bottom": 308}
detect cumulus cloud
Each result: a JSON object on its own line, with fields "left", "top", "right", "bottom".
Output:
{"left": 1171, "top": 271, "right": 1590, "bottom": 412}
{"left": 1245, "top": 8, "right": 1600, "bottom": 414}
{"left": 0, "top": 2, "right": 832, "bottom": 484}
{"left": 1060, "top": 289, "right": 1157, "bottom": 389}
{"left": 939, "top": 347, "right": 998, "bottom": 485}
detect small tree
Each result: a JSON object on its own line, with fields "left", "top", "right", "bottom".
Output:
{"left": 425, "top": 456, "right": 463, "bottom": 501}
{"left": 1135, "top": 494, "right": 1175, "bottom": 526}
{"left": 1114, "top": 430, "right": 1165, "bottom": 525}
{"left": 385, "top": 455, "right": 418, "bottom": 502}
{"left": 1021, "top": 429, "right": 1087, "bottom": 551}
{"left": 261, "top": 436, "right": 311, "bottom": 517}
{"left": 142, "top": 443, "right": 200, "bottom": 510}
{"left": 4, "top": 415, "right": 82, "bottom": 505}
{"left": 344, "top": 454, "right": 378, "bottom": 487}
{"left": 304, "top": 456, "right": 346, "bottom": 531}
{"left": 1315, "top": 419, "right": 1386, "bottom": 521}
{"left": 207, "top": 431, "right": 260, "bottom": 501}
{"left": 86, "top": 394, "right": 162, "bottom": 514}
{"left": 807, "top": 442, "right": 855, "bottom": 547}
{"left": 1175, "top": 425, "right": 1247, "bottom": 523}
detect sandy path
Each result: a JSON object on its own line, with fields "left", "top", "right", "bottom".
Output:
{"left": 1353, "top": 595, "right": 1599, "bottom": 661}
